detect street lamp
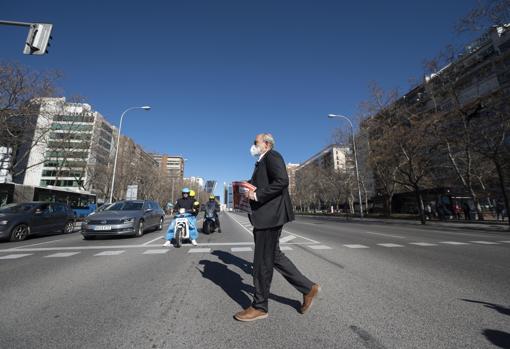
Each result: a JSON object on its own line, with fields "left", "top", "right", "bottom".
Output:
{"left": 109, "top": 106, "right": 151, "bottom": 203}
{"left": 328, "top": 113, "right": 364, "bottom": 218}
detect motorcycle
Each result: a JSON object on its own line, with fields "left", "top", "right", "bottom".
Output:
{"left": 202, "top": 208, "right": 217, "bottom": 235}
{"left": 173, "top": 208, "right": 193, "bottom": 248}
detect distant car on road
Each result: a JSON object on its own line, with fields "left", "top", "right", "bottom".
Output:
{"left": 81, "top": 200, "right": 165, "bottom": 239}
{"left": 0, "top": 202, "right": 76, "bottom": 242}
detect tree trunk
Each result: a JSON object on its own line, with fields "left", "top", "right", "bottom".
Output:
{"left": 414, "top": 189, "right": 426, "bottom": 225}
{"left": 383, "top": 194, "right": 392, "bottom": 217}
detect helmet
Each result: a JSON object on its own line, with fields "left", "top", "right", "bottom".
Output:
{"left": 209, "top": 195, "right": 216, "bottom": 200}
{"left": 182, "top": 187, "right": 190, "bottom": 194}
{"left": 190, "top": 190, "right": 196, "bottom": 197}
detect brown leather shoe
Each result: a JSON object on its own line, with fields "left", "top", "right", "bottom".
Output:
{"left": 234, "top": 307, "right": 268, "bottom": 322}
{"left": 300, "top": 284, "right": 320, "bottom": 314}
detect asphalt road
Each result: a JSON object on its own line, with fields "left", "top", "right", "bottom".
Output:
{"left": 0, "top": 212, "right": 509, "bottom": 349}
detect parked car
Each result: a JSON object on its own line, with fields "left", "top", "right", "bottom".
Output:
{"left": 81, "top": 200, "right": 165, "bottom": 239}
{"left": 0, "top": 202, "right": 76, "bottom": 242}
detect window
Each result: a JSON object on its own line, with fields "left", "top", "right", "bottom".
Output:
{"left": 51, "top": 123, "right": 93, "bottom": 132}
{"left": 51, "top": 203, "right": 67, "bottom": 213}
{"left": 37, "top": 203, "right": 52, "bottom": 213}
{"left": 106, "top": 202, "right": 144, "bottom": 211}
{"left": 53, "top": 115, "right": 94, "bottom": 123}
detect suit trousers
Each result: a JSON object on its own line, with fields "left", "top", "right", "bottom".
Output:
{"left": 251, "top": 226, "right": 314, "bottom": 312}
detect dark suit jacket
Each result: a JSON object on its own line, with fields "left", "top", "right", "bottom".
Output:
{"left": 248, "top": 149, "right": 295, "bottom": 229}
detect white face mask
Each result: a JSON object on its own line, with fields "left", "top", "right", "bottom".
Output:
{"left": 250, "top": 144, "right": 261, "bottom": 157}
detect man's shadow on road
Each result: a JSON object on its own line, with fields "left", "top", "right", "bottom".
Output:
{"left": 197, "top": 253, "right": 301, "bottom": 311}
{"left": 212, "top": 250, "right": 253, "bottom": 275}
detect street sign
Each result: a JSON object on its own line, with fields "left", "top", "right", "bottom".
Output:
{"left": 126, "top": 185, "right": 138, "bottom": 200}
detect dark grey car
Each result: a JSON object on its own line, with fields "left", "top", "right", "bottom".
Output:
{"left": 81, "top": 200, "right": 165, "bottom": 239}
{"left": 0, "top": 202, "right": 76, "bottom": 242}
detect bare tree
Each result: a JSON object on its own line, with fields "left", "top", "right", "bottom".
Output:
{"left": 0, "top": 62, "right": 61, "bottom": 181}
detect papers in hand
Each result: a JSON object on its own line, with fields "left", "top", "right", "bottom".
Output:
{"left": 232, "top": 181, "right": 257, "bottom": 213}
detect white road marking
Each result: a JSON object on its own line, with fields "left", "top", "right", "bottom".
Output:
{"left": 143, "top": 249, "right": 169, "bottom": 254}
{"left": 227, "top": 213, "right": 253, "bottom": 237}
{"left": 377, "top": 243, "right": 404, "bottom": 247}
{"left": 363, "top": 231, "right": 407, "bottom": 239}
{"left": 279, "top": 246, "right": 293, "bottom": 251}
{"left": 188, "top": 248, "right": 211, "bottom": 253}
{"left": 94, "top": 250, "right": 125, "bottom": 256}
{"left": 142, "top": 236, "right": 165, "bottom": 246}
{"left": 500, "top": 241, "right": 510, "bottom": 243}
{"left": 231, "top": 247, "right": 252, "bottom": 252}
{"left": 343, "top": 244, "right": 369, "bottom": 249}
{"left": 282, "top": 230, "right": 320, "bottom": 244}
{"left": 11, "top": 238, "right": 65, "bottom": 249}
{"left": 45, "top": 252, "right": 80, "bottom": 258}
{"left": 439, "top": 241, "right": 469, "bottom": 245}
{"left": 227, "top": 213, "right": 320, "bottom": 243}
{"left": 409, "top": 242, "right": 437, "bottom": 246}
{"left": 0, "top": 253, "right": 33, "bottom": 259}
{"left": 469, "top": 241, "right": 500, "bottom": 245}
{"left": 309, "top": 245, "right": 332, "bottom": 250}
{"left": 279, "top": 235, "right": 297, "bottom": 243}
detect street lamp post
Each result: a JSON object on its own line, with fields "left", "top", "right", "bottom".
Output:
{"left": 328, "top": 113, "right": 364, "bottom": 218}
{"left": 109, "top": 106, "right": 151, "bottom": 203}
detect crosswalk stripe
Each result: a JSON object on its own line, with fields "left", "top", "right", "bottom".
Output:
{"left": 0, "top": 254, "right": 33, "bottom": 260}
{"left": 344, "top": 244, "right": 369, "bottom": 249}
{"left": 188, "top": 248, "right": 211, "bottom": 253}
{"left": 309, "top": 245, "right": 332, "bottom": 250}
{"left": 280, "top": 246, "right": 293, "bottom": 251}
{"left": 231, "top": 247, "right": 252, "bottom": 252}
{"left": 439, "top": 241, "right": 469, "bottom": 245}
{"left": 377, "top": 243, "right": 404, "bottom": 247}
{"left": 143, "top": 249, "right": 169, "bottom": 254}
{"left": 280, "top": 235, "right": 297, "bottom": 243}
{"left": 409, "top": 242, "right": 437, "bottom": 246}
{"left": 45, "top": 252, "right": 80, "bottom": 258}
{"left": 470, "top": 241, "right": 499, "bottom": 245}
{"left": 94, "top": 250, "right": 125, "bottom": 256}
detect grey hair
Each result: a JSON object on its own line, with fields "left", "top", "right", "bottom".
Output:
{"left": 262, "top": 133, "right": 275, "bottom": 148}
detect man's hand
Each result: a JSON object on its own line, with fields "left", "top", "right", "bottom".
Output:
{"left": 245, "top": 190, "right": 257, "bottom": 201}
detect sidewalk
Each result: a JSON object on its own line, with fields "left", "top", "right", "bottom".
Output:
{"left": 295, "top": 213, "right": 510, "bottom": 232}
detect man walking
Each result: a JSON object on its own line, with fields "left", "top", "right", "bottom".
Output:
{"left": 234, "top": 133, "right": 320, "bottom": 322}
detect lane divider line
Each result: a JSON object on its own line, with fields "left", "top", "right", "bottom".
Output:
{"left": 94, "top": 250, "right": 125, "bottom": 256}
{"left": 231, "top": 247, "right": 252, "bottom": 252}
{"left": 143, "top": 236, "right": 165, "bottom": 246}
{"left": 143, "top": 249, "right": 169, "bottom": 254}
{"left": 0, "top": 253, "right": 33, "bottom": 259}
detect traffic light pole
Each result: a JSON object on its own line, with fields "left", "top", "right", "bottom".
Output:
{"left": 0, "top": 20, "right": 35, "bottom": 27}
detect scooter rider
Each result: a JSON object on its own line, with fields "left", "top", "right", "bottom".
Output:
{"left": 190, "top": 190, "right": 201, "bottom": 216}
{"left": 164, "top": 188, "right": 198, "bottom": 247}
{"left": 204, "top": 195, "right": 221, "bottom": 233}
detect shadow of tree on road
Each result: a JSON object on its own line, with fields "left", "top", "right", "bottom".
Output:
{"left": 483, "top": 329, "right": 510, "bottom": 349}
{"left": 461, "top": 299, "right": 510, "bottom": 316}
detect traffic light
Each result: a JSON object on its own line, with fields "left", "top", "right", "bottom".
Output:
{"left": 23, "top": 23, "right": 52, "bottom": 55}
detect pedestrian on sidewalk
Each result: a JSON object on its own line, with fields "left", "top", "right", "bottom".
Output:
{"left": 234, "top": 133, "right": 320, "bottom": 322}
{"left": 453, "top": 201, "right": 462, "bottom": 220}
{"left": 495, "top": 199, "right": 505, "bottom": 221}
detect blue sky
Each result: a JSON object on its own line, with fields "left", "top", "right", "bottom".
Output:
{"left": 1, "top": 0, "right": 478, "bottom": 198}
